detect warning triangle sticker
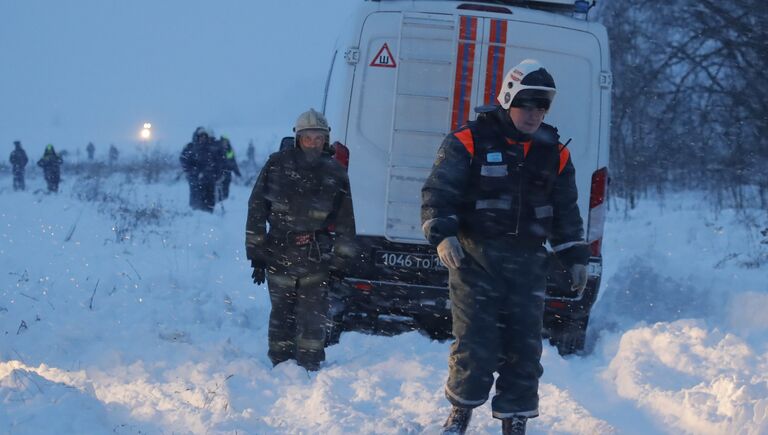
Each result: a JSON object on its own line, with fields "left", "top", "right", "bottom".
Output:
{"left": 369, "top": 43, "right": 397, "bottom": 68}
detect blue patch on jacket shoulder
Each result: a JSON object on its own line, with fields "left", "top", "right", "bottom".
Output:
{"left": 486, "top": 152, "right": 503, "bottom": 163}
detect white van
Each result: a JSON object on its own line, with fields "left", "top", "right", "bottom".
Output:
{"left": 322, "top": 0, "right": 610, "bottom": 354}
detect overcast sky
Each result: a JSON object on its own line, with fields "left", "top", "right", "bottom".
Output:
{"left": 0, "top": 0, "right": 353, "bottom": 158}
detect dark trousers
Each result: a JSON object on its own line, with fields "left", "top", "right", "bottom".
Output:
{"left": 44, "top": 173, "right": 60, "bottom": 192}
{"left": 199, "top": 181, "right": 215, "bottom": 212}
{"left": 12, "top": 170, "right": 25, "bottom": 191}
{"left": 188, "top": 178, "right": 215, "bottom": 212}
{"left": 445, "top": 237, "right": 547, "bottom": 419}
{"left": 220, "top": 172, "right": 232, "bottom": 201}
{"left": 266, "top": 250, "right": 330, "bottom": 370}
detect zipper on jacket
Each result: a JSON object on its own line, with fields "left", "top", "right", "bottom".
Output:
{"left": 514, "top": 161, "right": 524, "bottom": 235}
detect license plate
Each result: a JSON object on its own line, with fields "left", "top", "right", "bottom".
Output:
{"left": 375, "top": 251, "right": 445, "bottom": 270}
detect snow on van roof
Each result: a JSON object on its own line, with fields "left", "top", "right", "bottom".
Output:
{"left": 369, "top": 0, "right": 584, "bottom": 14}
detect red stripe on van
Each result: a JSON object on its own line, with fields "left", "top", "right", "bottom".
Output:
{"left": 494, "top": 21, "right": 507, "bottom": 101}
{"left": 483, "top": 21, "right": 497, "bottom": 104}
{"left": 451, "top": 16, "right": 478, "bottom": 131}
{"left": 484, "top": 20, "right": 507, "bottom": 104}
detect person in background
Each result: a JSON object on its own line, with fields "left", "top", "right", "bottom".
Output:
{"left": 245, "top": 108, "right": 356, "bottom": 371}
{"left": 180, "top": 127, "right": 225, "bottom": 212}
{"left": 218, "top": 136, "right": 241, "bottom": 201}
{"left": 86, "top": 142, "right": 95, "bottom": 160}
{"left": 246, "top": 140, "right": 255, "bottom": 164}
{"left": 422, "top": 59, "right": 590, "bottom": 435}
{"left": 9, "top": 140, "right": 29, "bottom": 191}
{"left": 37, "top": 144, "right": 64, "bottom": 193}
{"left": 180, "top": 128, "right": 206, "bottom": 210}
{"left": 108, "top": 144, "right": 119, "bottom": 166}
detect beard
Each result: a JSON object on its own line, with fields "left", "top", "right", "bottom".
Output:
{"left": 301, "top": 146, "right": 323, "bottom": 162}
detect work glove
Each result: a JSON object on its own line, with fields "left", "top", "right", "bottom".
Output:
{"left": 251, "top": 259, "right": 266, "bottom": 285}
{"left": 570, "top": 263, "right": 587, "bottom": 294}
{"left": 245, "top": 232, "right": 264, "bottom": 263}
{"left": 437, "top": 236, "right": 464, "bottom": 269}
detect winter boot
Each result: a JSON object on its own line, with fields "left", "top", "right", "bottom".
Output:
{"left": 298, "top": 359, "right": 321, "bottom": 372}
{"left": 441, "top": 406, "right": 472, "bottom": 434}
{"left": 501, "top": 416, "right": 527, "bottom": 435}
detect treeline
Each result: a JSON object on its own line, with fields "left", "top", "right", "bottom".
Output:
{"left": 599, "top": 0, "right": 767, "bottom": 209}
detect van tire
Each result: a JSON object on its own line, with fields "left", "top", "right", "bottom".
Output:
{"left": 325, "top": 293, "right": 347, "bottom": 347}
{"left": 549, "top": 317, "right": 588, "bottom": 356}
{"left": 416, "top": 313, "right": 452, "bottom": 341}
{"left": 325, "top": 311, "right": 345, "bottom": 347}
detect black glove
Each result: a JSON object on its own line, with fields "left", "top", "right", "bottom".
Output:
{"left": 251, "top": 259, "right": 266, "bottom": 285}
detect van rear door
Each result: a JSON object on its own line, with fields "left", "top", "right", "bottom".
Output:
{"left": 480, "top": 19, "right": 606, "bottom": 224}
{"left": 348, "top": 10, "right": 605, "bottom": 242}
{"left": 385, "top": 12, "right": 463, "bottom": 242}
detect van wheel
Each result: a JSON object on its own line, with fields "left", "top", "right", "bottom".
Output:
{"left": 325, "top": 297, "right": 347, "bottom": 347}
{"left": 416, "top": 313, "right": 452, "bottom": 341}
{"left": 325, "top": 311, "right": 345, "bottom": 347}
{"left": 549, "top": 317, "right": 588, "bottom": 356}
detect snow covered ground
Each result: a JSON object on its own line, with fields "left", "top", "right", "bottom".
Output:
{"left": 1, "top": 172, "right": 766, "bottom": 434}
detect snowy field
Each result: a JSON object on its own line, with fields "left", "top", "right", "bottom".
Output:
{"left": 1, "top": 172, "right": 766, "bottom": 434}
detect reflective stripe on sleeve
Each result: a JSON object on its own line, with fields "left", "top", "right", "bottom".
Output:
{"left": 552, "top": 240, "right": 587, "bottom": 252}
{"left": 421, "top": 215, "right": 459, "bottom": 234}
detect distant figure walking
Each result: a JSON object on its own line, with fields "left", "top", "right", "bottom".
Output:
{"left": 108, "top": 144, "right": 119, "bottom": 165}
{"left": 246, "top": 108, "right": 357, "bottom": 371}
{"left": 9, "top": 140, "right": 29, "bottom": 191}
{"left": 246, "top": 140, "right": 255, "bottom": 164}
{"left": 86, "top": 142, "right": 95, "bottom": 160}
{"left": 219, "top": 136, "right": 241, "bottom": 201}
{"left": 180, "top": 127, "right": 226, "bottom": 212}
{"left": 37, "top": 144, "right": 63, "bottom": 192}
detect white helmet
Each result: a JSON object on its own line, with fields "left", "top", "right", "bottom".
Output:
{"left": 293, "top": 108, "right": 330, "bottom": 135}
{"left": 293, "top": 108, "right": 331, "bottom": 152}
{"left": 497, "top": 59, "right": 557, "bottom": 110}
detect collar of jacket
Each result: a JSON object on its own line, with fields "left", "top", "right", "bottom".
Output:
{"left": 290, "top": 146, "right": 325, "bottom": 169}
{"left": 490, "top": 107, "right": 532, "bottom": 143}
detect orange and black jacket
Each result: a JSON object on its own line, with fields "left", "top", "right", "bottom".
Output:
{"left": 421, "top": 106, "right": 589, "bottom": 268}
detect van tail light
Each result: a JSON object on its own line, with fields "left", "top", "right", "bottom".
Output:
{"left": 587, "top": 167, "right": 608, "bottom": 257}
{"left": 332, "top": 141, "right": 349, "bottom": 169}
{"left": 547, "top": 300, "right": 568, "bottom": 310}
{"left": 353, "top": 282, "right": 373, "bottom": 292}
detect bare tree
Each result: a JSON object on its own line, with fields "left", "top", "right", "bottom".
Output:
{"left": 600, "top": 0, "right": 767, "bottom": 208}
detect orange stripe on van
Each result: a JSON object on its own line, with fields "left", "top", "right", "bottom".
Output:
{"left": 558, "top": 143, "right": 570, "bottom": 174}
{"left": 483, "top": 20, "right": 507, "bottom": 104}
{"left": 451, "top": 16, "right": 478, "bottom": 131}
{"left": 454, "top": 128, "right": 475, "bottom": 156}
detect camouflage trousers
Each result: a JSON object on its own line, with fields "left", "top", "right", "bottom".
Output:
{"left": 266, "top": 250, "right": 330, "bottom": 371}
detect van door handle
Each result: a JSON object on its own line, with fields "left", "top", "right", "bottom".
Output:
{"left": 345, "top": 47, "right": 360, "bottom": 65}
